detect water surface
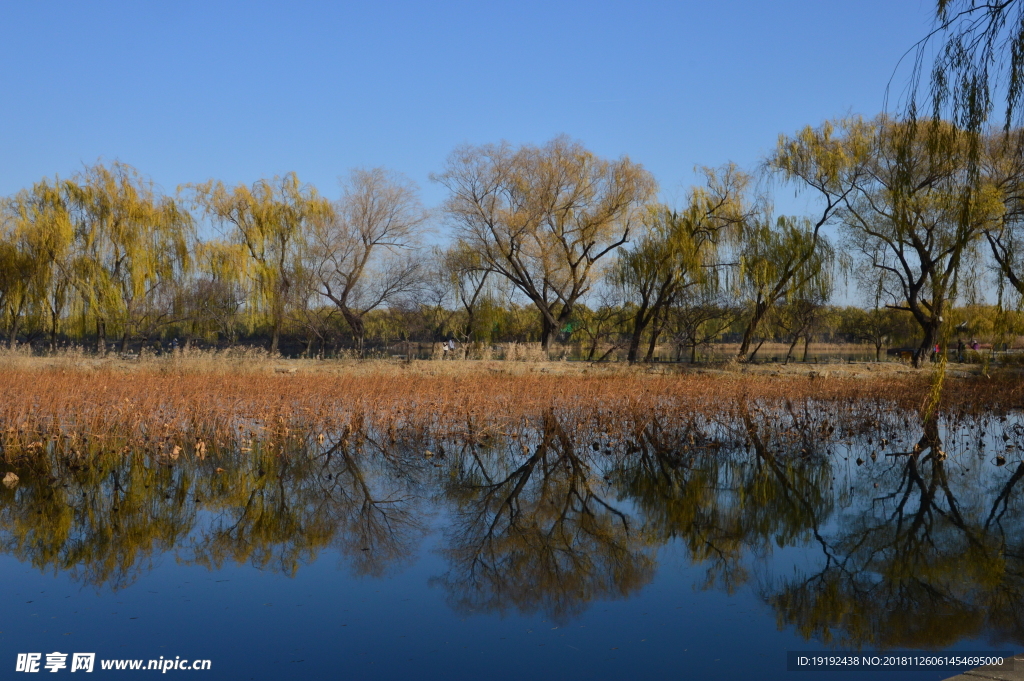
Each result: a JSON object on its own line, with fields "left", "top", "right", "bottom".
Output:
{"left": 1, "top": 404, "right": 1021, "bottom": 679}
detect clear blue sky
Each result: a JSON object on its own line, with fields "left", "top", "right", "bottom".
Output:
{"left": 1, "top": 0, "right": 934, "bottom": 210}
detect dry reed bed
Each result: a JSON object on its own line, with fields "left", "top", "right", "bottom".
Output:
{"left": 0, "top": 365, "right": 1019, "bottom": 462}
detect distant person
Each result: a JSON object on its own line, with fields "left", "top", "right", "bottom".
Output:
{"left": 971, "top": 339, "right": 979, "bottom": 351}
{"left": 957, "top": 339, "right": 965, "bottom": 362}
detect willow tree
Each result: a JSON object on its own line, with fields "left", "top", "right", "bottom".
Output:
{"left": 191, "top": 173, "right": 329, "bottom": 353}
{"left": 907, "top": 3, "right": 1024, "bottom": 330}
{"left": 770, "top": 115, "right": 993, "bottom": 367}
{"left": 614, "top": 165, "right": 748, "bottom": 363}
{"left": 1, "top": 179, "right": 76, "bottom": 349}
{"left": 64, "top": 162, "right": 192, "bottom": 353}
{"left": 840, "top": 120, "right": 998, "bottom": 365}
{"left": 911, "top": 0, "right": 1024, "bottom": 132}
{"left": 736, "top": 117, "right": 875, "bottom": 361}
{"left": 435, "top": 136, "right": 657, "bottom": 352}
{"left": 978, "top": 128, "right": 1024, "bottom": 295}
{"left": 177, "top": 238, "right": 250, "bottom": 346}
{"left": 0, "top": 221, "right": 35, "bottom": 347}
{"left": 735, "top": 216, "right": 837, "bottom": 361}
{"left": 306, "top": 168, "right": 427, "bottom": 354}
{"left": 785, "top": 117, "right": 998, "bottom": 367}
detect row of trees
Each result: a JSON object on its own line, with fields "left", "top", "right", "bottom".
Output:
{"left": 2, "top": 121, "right": 1024, "bottom": 365}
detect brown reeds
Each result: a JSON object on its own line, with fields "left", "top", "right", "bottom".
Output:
{"left": 0, "top": 359, "right": 1019, "bottom": 464}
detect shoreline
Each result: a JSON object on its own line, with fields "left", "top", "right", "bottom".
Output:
{"left": 0, "top": 354, "right": 1006, "bottom": 381}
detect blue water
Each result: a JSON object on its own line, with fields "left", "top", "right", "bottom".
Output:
{"left": 5, "top": 542, "right": 998, "bottom": 680}
{"left": 0, "top": 407, "right": 1019, "bottom": 680}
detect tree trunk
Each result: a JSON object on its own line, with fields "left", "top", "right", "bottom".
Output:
{"left": 784, "top": 337, "right": 798, "bottom": 365}
{"left": 540, "top": 315, "right": 555, "bottom": 356}
{"left": 643, "top": 319, "right": 662, "bottom": 363}
{"left": 802, "top": 336, "right": 810, "bottom": 362}
{"left": 96, "top": 317, "right": 106, "bottom": 354}
{"left": 8, "top": 314, "right": 20, "bottom": 350}
{"left": 914, "top": 321, "right": 940, "bottom": 369}
{"left": 50, "top": 309, "right": 60, "bottom": 353}
{"left": 626, "top": 303, "right": 653, "bottom": 364}
{"left": 749, "top": 338, "right": 767, "bottom": 362}
{"left": 626, "top": 332, "right": 643, "bottom": 363}
{"left": 464, "top": 310, "right": 476, "bottom": 344}
{"left": 622, "top": 327, "right": 638, "bottom": 364}
{"left": 270, "top": 320, "right": 281, "bottom": 354}
{"left": 341, "top": 307, "right": 366, "bottom": 358}
{"left": 737, "top": 301, "right": 768, "bottom": 360}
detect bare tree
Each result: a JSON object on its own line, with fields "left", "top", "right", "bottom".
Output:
{"left": 307, "top": 168, "right": 429, "bottom": 354}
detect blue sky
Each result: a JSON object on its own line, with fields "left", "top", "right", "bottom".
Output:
{"left": 1, "top": 0, "right": 934, "bottom": 210}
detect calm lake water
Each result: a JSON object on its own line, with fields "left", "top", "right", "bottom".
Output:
{"left": 1, "top": 405, "right": 1021, "bottom": 680}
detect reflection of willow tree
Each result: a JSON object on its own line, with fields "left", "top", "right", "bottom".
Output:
{"left": 0, "top": 433, "right": 427, "bottom": 588}
{"left": 5, "top": 399, "right": 1024, "bottom": 652}
{"left": 617, "top": 405, "right": 835, "bottom": 594}
{"left": 185, "top": 435, "right": 426, "bottom": 578}
{"left": 0, "top": 457, "right": 197, "bottom": 590}
{"left": 768, "top": 418, "right": 1024, "bottom": 649}
{"left": 433, "top": 411, "right": 656, "bottom": 623}
{"left": 185, "top": 448, "right": 335, "bottom": 576}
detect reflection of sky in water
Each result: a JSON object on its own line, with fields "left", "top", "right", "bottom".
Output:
{"left": 0, "top": 408, "right": 1021, "bottom": 680}
{"left": 5, "top": 541, "right": 955, "bottom": 680}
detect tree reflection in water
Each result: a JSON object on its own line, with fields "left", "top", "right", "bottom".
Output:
{"left": 184, "top": 432, "right": 428, "bottom": 578}
{"left": 431, "top": 411, "right": 656, "bottom": 623}
{"left": 1, "top": 402, "right": 1023, "bottom": 649}
{"left": 768, "top": 417, "right": 1024, "bottom": 648}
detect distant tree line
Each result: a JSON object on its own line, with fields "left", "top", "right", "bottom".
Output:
{"left": 3, "top": 121, "right": 1024, "bottom": 366}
